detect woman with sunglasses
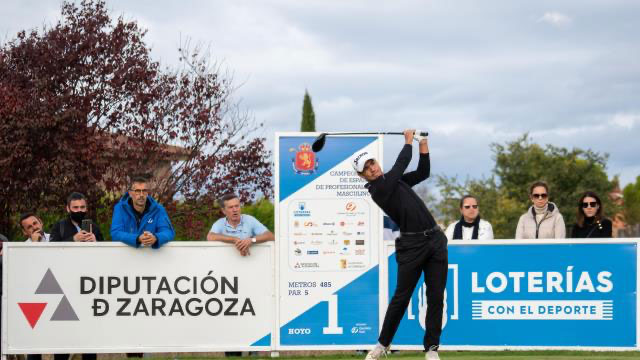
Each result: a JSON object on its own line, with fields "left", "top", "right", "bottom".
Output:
{"left": 515, "top": 181, "right": 566, "bottom": 239}
{"left": 445, "top": 195, "right": 494, "bottom": 240}
{"left": 572, "top": 191, "right": 612, "bottom": 238}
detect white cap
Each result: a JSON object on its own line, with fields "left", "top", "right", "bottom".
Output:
{"left": 351, "top": 151, "right": 376, "bottom": 173}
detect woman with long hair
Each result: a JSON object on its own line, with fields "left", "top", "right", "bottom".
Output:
{"left": 572, "top": 191, "right": 612, "bottom": 238}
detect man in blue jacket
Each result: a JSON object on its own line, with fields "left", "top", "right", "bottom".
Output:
{"left": 110, "top": 176, "right": 175, "bottom": 248}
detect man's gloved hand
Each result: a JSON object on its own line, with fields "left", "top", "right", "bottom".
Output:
{"left": 413, "top": 130, "right": 428, "bottom": 142}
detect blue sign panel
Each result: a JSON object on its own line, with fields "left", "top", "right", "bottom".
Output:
{"left": 279, "top": 266, "right": 380, "bottom": 345}
{"left": 278, "top": 136, "right": 376, "bottom": 201}
{"left": 388, "top": 243, "right": 637, "bottom": 347}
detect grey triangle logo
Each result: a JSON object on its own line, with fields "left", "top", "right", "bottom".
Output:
{"left": 50, "top": 295, "right": 79, "bottom": 321}
{"left": 35, "top": 268, "right": 64, "bottom": 295}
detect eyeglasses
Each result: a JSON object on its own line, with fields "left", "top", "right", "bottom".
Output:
{"left": 532, "top": 193, "right": 548, "bottom": 199}
{"left": 130, "top": 189, "right": 150, "bottom": 195}
{"left": 463, "top": 205, "right": 478, "bottom": 209}
{"left": 582, "top": 202, "right": 598, "bottom": 208}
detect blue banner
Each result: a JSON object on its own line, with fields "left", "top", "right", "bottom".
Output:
{"left": 388, "top": 242, "right": 637, "bottom": 347}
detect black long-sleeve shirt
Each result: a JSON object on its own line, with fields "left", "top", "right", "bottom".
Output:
{"left": 365, "top": 144, "right": 437, "bottom": 233}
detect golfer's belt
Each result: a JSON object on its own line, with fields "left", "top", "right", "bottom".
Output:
{"left": 400, "top": 225, "right": 442, "bottom": 237}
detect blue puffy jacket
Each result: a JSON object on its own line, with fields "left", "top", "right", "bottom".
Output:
{"left": 110, "top": 194, "right": 175, "bottom": 248}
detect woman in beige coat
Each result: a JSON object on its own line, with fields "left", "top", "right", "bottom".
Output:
{"left": 515, "top": 181, "right": 566, "bottom": 239}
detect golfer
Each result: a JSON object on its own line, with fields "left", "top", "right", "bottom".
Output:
{"left": 354, "top": 129, "right": 447, "bottom": 360}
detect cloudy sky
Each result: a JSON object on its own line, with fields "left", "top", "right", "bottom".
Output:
{"left": 3, "top": 0, "right": 639, "bottom": 188}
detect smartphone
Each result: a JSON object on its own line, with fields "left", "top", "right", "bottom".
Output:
{"left": 81, "top": 219, "right": 93, "bottom": 233}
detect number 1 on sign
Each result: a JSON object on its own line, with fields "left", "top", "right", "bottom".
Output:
{"left": 322, "top": 294, "right": 343, "bottom": 334}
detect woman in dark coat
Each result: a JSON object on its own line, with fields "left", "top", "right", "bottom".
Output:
{"left": 572, "top": 191, "right": 613, "bottom": 238}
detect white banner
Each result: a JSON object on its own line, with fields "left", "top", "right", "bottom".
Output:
{"left": 2, "top": 242, "right": 274, "bottom": 354}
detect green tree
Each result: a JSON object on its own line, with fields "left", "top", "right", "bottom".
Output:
{"left": 436, "top": 135, "right": 616, "bottom": 238}
{"left": 435, "top": 175, "right": 522, "bottom": 239}
{"left": 413, "top": 182, "right": 438, "bottom": 215}
{"left": 243, "top": 199, "right": 275, "bottom": 232}
{"left": 623, "top": 176, "right": 640, "bottom": 225}
{"left": 300, "top": 90, "right": 316, "bottom": 132}
{"left": 0, "top": 0, "right": 272, "bottom": 238}
{"left": 494, "top": 135, "right": 616, "bottom": 228}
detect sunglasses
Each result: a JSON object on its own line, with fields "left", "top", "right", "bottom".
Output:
{"left": 532, "top": 193, "right": 548, "bottom": 199}
{"left": 582, "top": 202, "right": 598, "bottom": 208}
{"left": 463, "top": 205, "right": 478, "bottom": 209}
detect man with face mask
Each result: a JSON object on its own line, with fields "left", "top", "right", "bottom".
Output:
{"left": 43, "top": 192, "right": 101, "bottom": 360}
{"left": 50, "top": 192, "right": 104, "bottom": 243}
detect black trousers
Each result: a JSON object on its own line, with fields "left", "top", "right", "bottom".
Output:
{"left": 378, "top": 230, "right": 448, "bottom": 350}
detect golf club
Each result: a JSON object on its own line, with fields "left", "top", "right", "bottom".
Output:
{"left": 311, "top": 131, "right": 429, "bottom": 152}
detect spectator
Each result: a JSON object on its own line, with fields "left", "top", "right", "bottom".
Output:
{"left": 19, "top": 213, "right": 51, "bottom": 360}
{"left": 19, "top": 216, "right": 75, "bottom": 360}
{"left": 111, "top": 176, "right": 174, "bottom": 358}
{"left": 110, "top": 176, "right": 175, "bottom": 248}
{"left": 50, "top": 192, "right": 104, "bottom": 243}
{"left": 445, "top": 195, "right": 494, "bottom": 240}
{"left": 32, "top": 193, "right": 102, "bottom": 360}
{"left": 515, "top": 181, "right": 566, "bottom": 239}
{"left": 19, "top": 212, "right": 50, "bottom": 242}
{"left": 207, "top": 193, "right": 274, "bottom": 357}
{"left": 207, "top": 193, "right": 274, "bottom": 256}
{"left": 572, "top": 191, "right": 612, "bottom": 238}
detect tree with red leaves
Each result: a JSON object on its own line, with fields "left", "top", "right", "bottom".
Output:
{"left": 0, "top": 0, "right": 272, "bottom": 237}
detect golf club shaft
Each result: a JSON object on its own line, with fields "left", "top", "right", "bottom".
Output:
{"left": 321, "top": 131, "right": 428, "bottom": 136}
{"left": 311, "top": 130, "right": 428, "bottom": 152}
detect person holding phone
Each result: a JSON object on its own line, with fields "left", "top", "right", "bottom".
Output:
{"left": 45, "top": 192, "right": 101, "bottom": 360}
{"left": 50, "top": 192, "right": 104, "bottom": 243}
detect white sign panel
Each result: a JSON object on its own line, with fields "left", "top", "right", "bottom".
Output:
{"left": 287, "top": 198, "right": 372, "bottom": 272}
{"left": 2, "top": 242, "right": 274, "bottom": 354}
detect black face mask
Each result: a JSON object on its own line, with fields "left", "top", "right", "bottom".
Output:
{"left": 69, "top": 211, "right": 86, "bottom": 223}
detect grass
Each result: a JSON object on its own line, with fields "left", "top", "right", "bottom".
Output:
{"left": 164, "top": 351, "right": 640, "bottom": 360}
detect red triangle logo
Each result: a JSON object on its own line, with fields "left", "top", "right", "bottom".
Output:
{"left": 18, "top": 303, "right": 47, "bottom": 329}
